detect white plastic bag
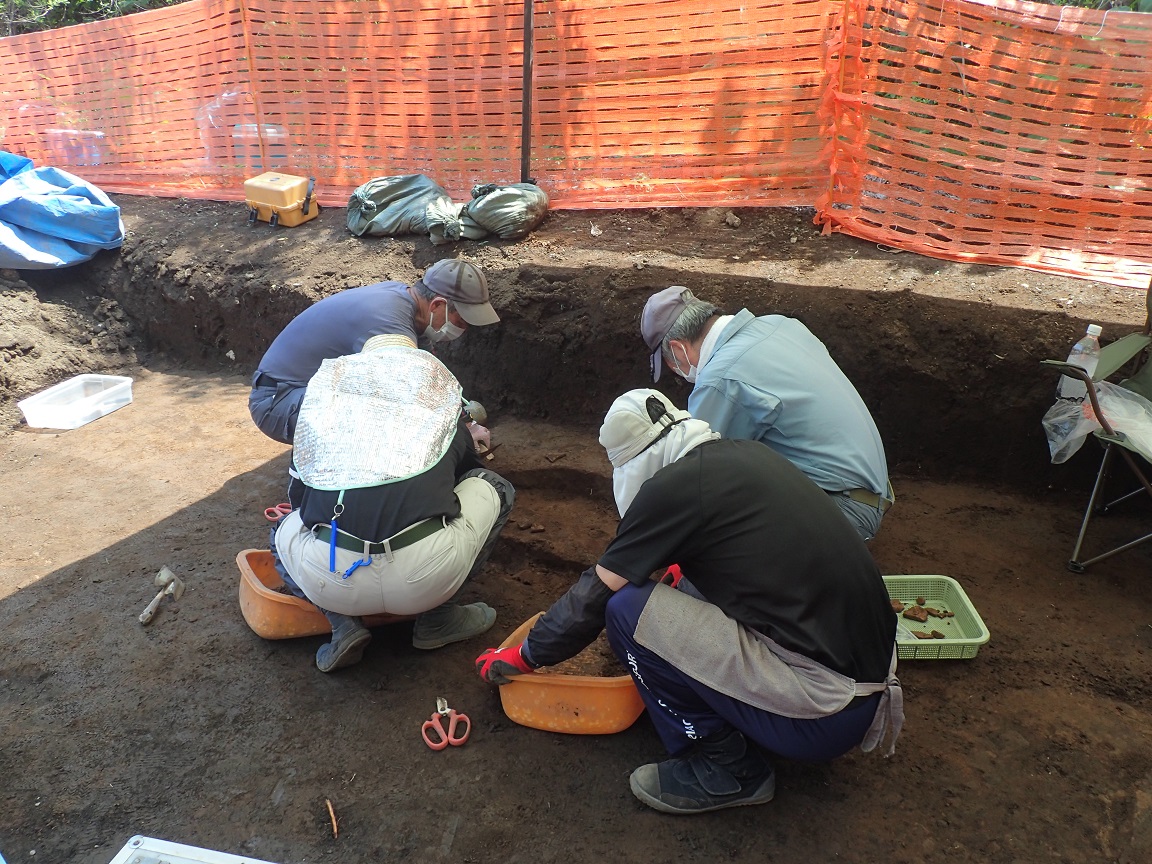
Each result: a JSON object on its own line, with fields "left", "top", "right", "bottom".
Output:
{"left": 1094, "top": 383, "right": 1152, "bottom": 459}
{"left": 1042, "top": 381, "right": 1152, "bottom": 464}
{"left": 1042, "top": 397, "right": 1099, "bottom": 464}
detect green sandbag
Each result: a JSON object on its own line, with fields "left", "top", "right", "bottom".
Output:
{"left": 461, "top": 183, "right": 549, "bottom": 240}
{"left": 347, "top": 174, "right": 454, "bottom": 237}
{"left": 426, "top": 197, "right": 466, "bottom": 245}
{"left": 428, "top": 200, "right": 490, "bottom": 245}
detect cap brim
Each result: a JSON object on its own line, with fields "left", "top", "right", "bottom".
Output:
{"left": 650, "top": 347, "right": 662, "bottom": 383}
{"left": 454, "top": 301, "right": 500, "bottom": 326}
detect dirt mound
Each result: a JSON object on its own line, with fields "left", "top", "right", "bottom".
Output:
{"left": 4, "top": 195, "right": 1144, "bottom": 493}
{"left": 0, "top": 267, "right": 138, "bottom": 428}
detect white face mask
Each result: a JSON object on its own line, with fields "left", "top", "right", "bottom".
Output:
{"left": 423, "top": 320, "right": 465, "bottom": 343}
{"left": 672, "top": 345, "right": 698, "bottom": 383}
{"left": 423, "top": 301, "right": 466, "bottom": 343}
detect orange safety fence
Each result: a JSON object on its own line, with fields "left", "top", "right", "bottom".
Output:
{"left": 817, "top": 0, "right": 1152, "bottom": 288}
{"left": 0, "top": 0, "right": 1148, "bottom": 287}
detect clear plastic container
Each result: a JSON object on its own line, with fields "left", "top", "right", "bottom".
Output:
{"left": 1056, "top": 324, "right": 1102, "bottom": 400}
{"left": 17, "top": 374, "right": 133, "bottom": 429}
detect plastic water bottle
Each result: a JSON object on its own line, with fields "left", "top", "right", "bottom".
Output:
{"left": 1056, "top": 324, "right": 1103, "bottom": 400}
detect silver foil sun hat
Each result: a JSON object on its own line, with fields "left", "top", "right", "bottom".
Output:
{"left": 294, "top": 344, "right": 463, "bottom": 490}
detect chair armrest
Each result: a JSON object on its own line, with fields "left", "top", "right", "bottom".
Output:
{"left": 1040, "top": 359, "right": 1093, "bottom": 381}
{"left": 1040, "top": 334, "right": 1151, "bottom": 383}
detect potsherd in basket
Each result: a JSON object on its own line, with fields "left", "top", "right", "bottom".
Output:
{"left": 884, "top": 575, "right": 990, "bottom": 660}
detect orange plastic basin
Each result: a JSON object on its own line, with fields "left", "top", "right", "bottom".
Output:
{"left": 497, "top": 613, "right": 646, "bottom": 735}
{"left": 236, "top": 549, "right": 413, "bottom": 640}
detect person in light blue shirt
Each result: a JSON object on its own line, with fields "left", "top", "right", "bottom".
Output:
{"left": 640, "top": 286, "right": 892, "bottom": 540}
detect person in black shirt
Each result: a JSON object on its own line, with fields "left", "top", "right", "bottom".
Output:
{"left": 271, "top": 337, "right": 514, "bottom": 672}
{"left": 476, "top": 390, "right": 901, "bottom": 814}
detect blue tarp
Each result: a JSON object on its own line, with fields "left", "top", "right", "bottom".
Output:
{"left": 0, "top": 150, "right": 124, "bottom": 269}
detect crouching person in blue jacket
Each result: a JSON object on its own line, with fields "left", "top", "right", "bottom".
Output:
{"left": 476, "top": 389, "right": 903, "bottom": 815}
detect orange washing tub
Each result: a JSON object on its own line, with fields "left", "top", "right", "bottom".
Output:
{"left": 236, "top": 549, "right": 414, "bottom": 639}
{"left": 496, "top": 613, "right": 646, "bottom": 735}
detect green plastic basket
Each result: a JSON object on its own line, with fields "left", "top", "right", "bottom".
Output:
{"left": 883, "top": 575, "right": 990, "bottom": 660}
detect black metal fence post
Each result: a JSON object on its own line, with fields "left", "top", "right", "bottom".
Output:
{"left": 520, "top": 0, "right": 534, "bottom": 183}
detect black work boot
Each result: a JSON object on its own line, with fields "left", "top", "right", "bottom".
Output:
{"left": 315, "top": 612, "right": 371, "bottom": 673}
{"left": 629, "top": 727, "right": 776, "bottom": 814}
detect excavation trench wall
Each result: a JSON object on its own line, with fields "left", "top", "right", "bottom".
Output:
{"left": 17, "top": 196, "right": 1148, "bottom": 496}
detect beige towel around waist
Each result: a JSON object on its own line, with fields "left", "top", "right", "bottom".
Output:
{"left": 634, "top": 582, "right": 903, "bottom": 755}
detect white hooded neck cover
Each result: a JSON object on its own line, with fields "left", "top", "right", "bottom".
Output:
{"left": 598, "top": 389, "right": 719, "bottom": 517}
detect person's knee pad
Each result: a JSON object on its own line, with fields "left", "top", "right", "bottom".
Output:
{"left": 462, "top": 468, "right": 515, "bottom": 512}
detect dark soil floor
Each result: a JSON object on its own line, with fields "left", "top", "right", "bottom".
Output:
{"left": 2, "top": 196, "right": 1151, "bottom": 864}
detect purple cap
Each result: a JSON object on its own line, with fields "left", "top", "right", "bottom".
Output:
{"left": 640, "top": 286, "right": 695, "bottom": 382}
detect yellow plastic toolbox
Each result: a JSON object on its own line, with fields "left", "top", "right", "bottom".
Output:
{"left": 243, "top": 172, "right": 318, "bottom": 227}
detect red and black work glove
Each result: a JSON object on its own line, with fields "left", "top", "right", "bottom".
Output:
{"left": 475, "top": 644, "right": 535, "bottom": 685}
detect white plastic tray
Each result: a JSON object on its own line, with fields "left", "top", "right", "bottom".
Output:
{"left": 107, "top": 835, "right": 279, "bottom": 864}
{"left": 17, "top": 374, "right": 133, "bottom": 429}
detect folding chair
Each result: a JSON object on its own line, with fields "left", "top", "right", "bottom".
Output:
{"left": 1041, "top": 286, "right": 1152, "bottom": 572}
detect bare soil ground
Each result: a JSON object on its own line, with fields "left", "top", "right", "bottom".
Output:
{"left": 2, "top": 197, "right": 1152, "bottom": 863}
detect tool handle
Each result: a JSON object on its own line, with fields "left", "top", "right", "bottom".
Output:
{"left": 446, "top": 711, "right": 470, "bottom": 745}
{"left": 421, "top": 718, "right": 449, "bottom": 751}
{"left": 139, "top": 588, "right": 166, "bottom": 625}
{"left": 303, "top": 177, "right": 315, "bottom": 215}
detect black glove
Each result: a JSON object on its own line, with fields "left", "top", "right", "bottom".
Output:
{"left": 525, "top": 566, "right": 616, "bottom": 668}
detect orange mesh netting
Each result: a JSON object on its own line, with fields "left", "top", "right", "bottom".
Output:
{"left": 531, "top": 0, "right": 833, "bottom": 207}
{"left": 0, "top": 0, "right": 1148, "bottom": 286}
{"left": 816, "top": 0, "right": 1152, "bottom": 288}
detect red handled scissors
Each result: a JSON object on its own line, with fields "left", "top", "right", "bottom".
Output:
{"left": 421, "top": 697, "right": 470, "bottom": 750}
{"left": 264, "top": 502, "right": 292, "bottom": 522}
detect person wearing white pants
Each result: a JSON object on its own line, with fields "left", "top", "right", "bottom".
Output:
{"left": 268, "top": 334, "right": 514, "bottom": 672}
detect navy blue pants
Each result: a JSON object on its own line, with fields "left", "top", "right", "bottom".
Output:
{"left": 248, "top": 376, "right": 306, "bottom": 445}
{"left": 604, "top": 581, "right": 880, "bottom": 760}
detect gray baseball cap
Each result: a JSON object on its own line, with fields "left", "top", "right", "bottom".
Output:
{"left": 421, "top": 260, "right": 500, "bottom": 326}
{"left": 640, "top": 286, "right": 695, "bottom": 382}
